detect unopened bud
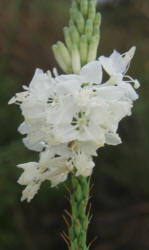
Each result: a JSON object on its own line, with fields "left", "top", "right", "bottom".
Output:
{"left": 93, "top": 13, "right": 102, "bottom": 35}
{"left": 88, "top": 0, "right": 97, "bottom": 20}
{"left": 93, "top": 26, "right": 99, "bottom": 36}
{"left": 85, "top": 19, "right": 93, "bottom": 42}
{"left": 63, "top": 27, "right": 72, "bottom": 51}
{"left": 72, "top": 44, "right": 81, "bottom": 74}
{"left": 52, "top": 44, "right": 68, "bottom": 73}
{"left": 94, "top": 12, "right": 102, "bottom": 27}
{"left": 80, "top": 0, "right": 88, "bottom": 17}
{"left": 57, "top": 42, "right": 72, "bottom": 69}
{"left": 70, "top": 1, "right": 78, "bottom": 21}
{"left": 69, "top": 24, "right": 80, "bottom": 45}
{"left": 87, "top": 35, "right": 99, "bottom": 62}
{"left": 80, "top": 35, "right": 88, "bottom": 66}
{"left": 76, "top": 11, "right": 85, "bottom": 34}
{"left": 69, "top": 18, "right": 75, "bottom": 27}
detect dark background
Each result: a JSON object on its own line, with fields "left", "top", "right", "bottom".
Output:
{"left": 0, "top": 0, "right": 149, "bottom": 249}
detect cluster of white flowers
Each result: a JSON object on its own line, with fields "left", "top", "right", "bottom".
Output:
{"left": 9, "top": 47, "right": 140, "bottom": 202}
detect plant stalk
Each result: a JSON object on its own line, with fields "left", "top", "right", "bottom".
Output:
{"left": 68, "top": 174, "right": 91, "bottom": 250}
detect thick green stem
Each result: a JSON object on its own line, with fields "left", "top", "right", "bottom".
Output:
{"left": 68, "top": 174, "right": 91, "bottom": 250}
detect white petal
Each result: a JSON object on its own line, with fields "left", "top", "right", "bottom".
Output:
{"left": 105, "top": 133, "right": 122, "bottom": 145}
{"left": 75, "top": 153, "right": 95, "bottom": 177}
{"left": 29, "top": 68, "right": 52, "bottom": 100}
{"left": 21, "top": 183, "right": 40, "bottom": 202}
{"left": 8, "top": 96, "right": 16, "bottom": 104}
{"left": 23, "top": 137, "right": 44, "bottom": 152}
{"left": 134, "top": 79, "right": 140, "bottom": 89}
{"left": 119, "top": 83, "right": 139, "bottom": 101}
{"left": 42, "top": 157, "right": 73, "bottom": 186}
{"left": 99, "top": 50, "right": 127, "bottom": 76}
{"left": 123, "top": 46, "right": 136, "bottom": 64}
{"left": 80, "top": 61, "right": 102, "bottom": 84}
{"left": 18, "top": 122, "right": 28, "bottom": 135}
{"left": 17, "top": 162, "right": 39, "bottom": 185}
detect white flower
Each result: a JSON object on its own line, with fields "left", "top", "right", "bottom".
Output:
{"left": 17, "top": 162, "right": 41, "bottom": 202}
{"left": 17, "top": 162, "right": 40, "bottom": 185}
{"left": 79, "top": 60, "right": 102, "bottom": 85}
{"left": 9, "top": 47, "right": 140, "bottom": 201}
{"left": 99, "top": 47, "right": 135, "bottom": 76}
{"left": 17, "top": 148, "right": 73, "bottom": 201}
{"left": 21, "top": 183, "right": 41, "bottom": 202}
{"left": 74, "top": 152, "right": 95, "bottom": 177}
{"left": 99, "top": 47, "right": 140, "bottom": 89}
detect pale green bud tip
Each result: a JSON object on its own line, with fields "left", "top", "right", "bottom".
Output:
{"left": 76, "top": 11, "right": 85, "bottom": 34}
{"left": 63, "top": 27, "right": 72, "bottom": 51}
{"left": 80, "top": 35, "right": 88, "bottom": 66}
{"left": 70, "top": 9, "right": 77, "bottom": 22}
{"left": 85, "top": 19, "right": 93, "bottom": 42}
{"left": 70, "top": 24, "right": 80, "bottom": 45}
{"left": 69, "top": 18, "right": 75, "bottom": 27}
{"left": 80, "top": 0, "right": 88, "bottom": 17}
{"left": 72, "top": 44, "right": 81, "bottom": 74}
{"left": 93, "top": 13, "right": 102, "bottom": 36}
{"left": 87, "top": 35, "right": 99, "bottom": 62}
{"left": 94, "top": 12, "right": 102, "bottom": 28}
{"left": 91, "top": 0, "right": 97, "bottom": 7}
{"left": 70, "top": 1, "right": 78, "bottom": 21}
{"left": 57, "top": 41, "right": 72, "bottom": 66}
{"left": 80, "top": 34, "right": 87, "bottom": 43}
{"left": 88, "top": 0, "right": 97, "bottom": 20}
{"left": 52, "top": 44, "right": 68, "bottom": 73}
{"left": 72, "top": 0, "right": 78, "bottom": 9}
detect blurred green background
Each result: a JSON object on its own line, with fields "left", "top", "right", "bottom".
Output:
{"left": 0, "top": 0, "right": 149, "bottom": 249}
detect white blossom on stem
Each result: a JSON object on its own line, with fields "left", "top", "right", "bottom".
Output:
{"left": 9, "top": 47, "right": 140, "bottom": 201}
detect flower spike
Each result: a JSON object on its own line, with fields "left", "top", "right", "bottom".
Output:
{"left": 52, "top": 0, "right": 102, "bottom": 73}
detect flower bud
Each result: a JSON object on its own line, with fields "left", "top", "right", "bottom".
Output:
{"left": 72, "top": 43, "right": 81, "bottom": 74}
{"left": 94, "top": 12, "right": 102, "bottom": 27}
{"left": 63, "top": 27, "right": 72, "bottom": 51}
{"left": 76, "top": 11, "right": 85, "bottom": 34}
{"left": 87, "top": 35, "right": 99, "bottom": 62}
{"left": 80, "top": 0, "right": 88, "bottom": 17}
{"left": 69, "top": 18, "right": 75, "bottom": 27}
{"left": 85, "top": 19, "right": 93, "bottom": 42}
{"left": 88, "top": 0, "right": 97, "bottom": 20}
{"left": 69, "top": 24, "right": 80, "bottom": 45}
{"left": 57, "top": 41, "right": 72, "bottom": 70}
{"left": 70, "top": 1, "right": 78, "bottom": 21}
{"left": 93, "top": 12, "right": 102, "bottom": 35}
{"left": 52, "top": 44, "right": 68, "bottom": 73}
{"left": 80, "top": 35, "right": 88, "bottom": 66}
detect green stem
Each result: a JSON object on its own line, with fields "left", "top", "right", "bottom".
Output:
{"left": 68, "top": 174, "right": 91, "bottom": 250}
